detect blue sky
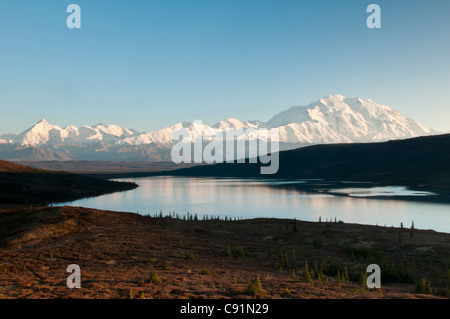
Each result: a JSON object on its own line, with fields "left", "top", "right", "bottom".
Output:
{"left": 0, "top": 0, "right": 449, "bottom": 133}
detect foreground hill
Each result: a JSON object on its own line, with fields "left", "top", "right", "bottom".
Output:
{"left": 164, "top": 134, "right": 450, "bottom": 189}
{"left": 0, "top": 206, "right": 448, "bottom": 299}
{"left": 0, "top": 160, "right": 137, "bottom": 205}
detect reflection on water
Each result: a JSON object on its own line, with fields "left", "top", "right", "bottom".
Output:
{"left": 58, "top": 177, "right": 450, "bottom": 233}
{"left": 330, "top": 186, "right": 436, "bottom": 197}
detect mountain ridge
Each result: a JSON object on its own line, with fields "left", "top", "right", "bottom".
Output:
{"left": 0, "top": 95, "right": 440, "bottom": 161}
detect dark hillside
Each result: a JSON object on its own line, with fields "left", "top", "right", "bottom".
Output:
{"left": 0, "top": 160, "right": 137, "bottom": 205}
{"left": 164, "top": 134, "right": 450, "bottom": 189}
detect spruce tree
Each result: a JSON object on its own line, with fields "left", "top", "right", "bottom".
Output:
{"left": 313, "top": 261, "right": 319, "bottom": 280}
{"left": 343, "top": 265, "right": 349, "bottom": 283}
{"left": 284, "top": 252, "right": 288, "bottom": 268}
{"left": 360, "top": 271, "right": 368, "bottom": 288}
{"left": 319, "top": 264, "right": 324, "bottom": 283}
{"left": 302, "top": 260, "right": 313, "bottom": 283}
{"left": 291, "top": 248, "right": 297, "bottom": 271}
{"left": 279, "top": 249, "right": 284, "bottom": 269}
{"left": 291, "top": 269, "right": 297, "bottom": 280}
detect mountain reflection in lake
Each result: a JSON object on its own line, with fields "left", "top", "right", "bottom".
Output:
{"left": 58, "top": 177, "right": 450, "bottom": 233}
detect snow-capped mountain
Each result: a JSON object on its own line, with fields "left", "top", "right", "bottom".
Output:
{"left": 118, "top": 119, "right": 260, "bottom": 146}
{"left": 2, "top": 119, "right": 139, "bottom": 147}
{"left": 265, "top": 94, "right": 436, "bottom": 144}
{"left": 0, "top": 95, "right": 439, "bottom": 161}
{"left": 212, "top": 118, "right": 260, "bottom": 131}
{"left": 119, "top": 94, "right": 437, "bottom": 146}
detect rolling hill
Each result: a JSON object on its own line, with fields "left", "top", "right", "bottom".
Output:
{"left": 162, "top": 134, "right": 450, "bottom": 189}
{"left": 0, "top": 160, "right": 137, "bottom": 205}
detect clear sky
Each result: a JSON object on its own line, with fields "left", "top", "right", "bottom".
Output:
{"left": 1, "top": 0, "right": 449, "bottom": 134}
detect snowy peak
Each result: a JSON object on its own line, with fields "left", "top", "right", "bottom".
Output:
{"left": 93, "top": 124, "right": 136, "bottom": 138}
{"left": 266, "top": 94, "right": 437, "bottom": 144}
{"left": 12, "top": 120, "right": 141, "bottom": 146}
{"left": 0, "top": 95, "right": 439, "bottom": 150}
{"left": 36, "top": 118, "right": 50, "bottom": 126}
{"left": 212, "top": 118, "right": 260, "bottom": 130}
{"left": 17, "top": 119, "right": 63, "bottom": 146}
{"left": 119, "top": 121, "right": 219, "bottom": 146}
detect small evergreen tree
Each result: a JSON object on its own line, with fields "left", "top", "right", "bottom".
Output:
{"left": 291, "top": 269, "right": 297, "bottom": 280}
{"left": 360, "top": 271, "right": 368, "bottom": 288}
{"left": 185, "top": 252, "right": 196, "bottom": 261}
{"left": 302, "top": 261, "right": 313, "bottom": 283}
{"left": 313, "top": 261, "right": 319, "bottom": 280}
{"left": 279, "top": 249, "right": 284, "bottom": 268}
{"left": 200, "top": 267, "right": 211, "bottom": 275}
{"left": 149, "top": 270, "right": 162, "bottom": 284}
{"left": 282, "top": 287, "right": 291, "bottom": 297}
{"left": 318, "top": 264, "right": 324, "bottom": 283}
{"left": 343, "top": 265, "right": 349, "bottom": 283}
{"left": 291, "top": 248, "right": 297, "bottom": 271}
{"left": 283, "top": 252, "right": 288, "bottom": 268}
{"left": 416, "top": 278, "right": 432, "bottom": 295}
{"left": 244, "top": 276, "right": 265, "bottom": 296}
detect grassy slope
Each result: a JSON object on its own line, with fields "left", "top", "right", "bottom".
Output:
{"left": 0, "top": 206, "right": 449, "bottom": 299}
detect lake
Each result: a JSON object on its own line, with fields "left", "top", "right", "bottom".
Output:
{"left": 58, "top": 176, "right": 450, "bottom": 233}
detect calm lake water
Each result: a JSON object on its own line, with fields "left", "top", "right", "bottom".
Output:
{"left": 59, "top": 176, "right": 450, "bottom": 233}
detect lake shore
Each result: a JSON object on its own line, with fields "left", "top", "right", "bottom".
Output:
{"left": 1, "top": 205, "right": 449, "bottom": 299}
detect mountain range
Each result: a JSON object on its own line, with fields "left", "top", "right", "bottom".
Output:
{"left": 0, "top": 95, "right": 439, "bottom": 161}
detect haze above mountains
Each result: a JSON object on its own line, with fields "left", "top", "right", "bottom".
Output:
{"left": 0, "top": 95, "right": 439, "bottom": 161}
